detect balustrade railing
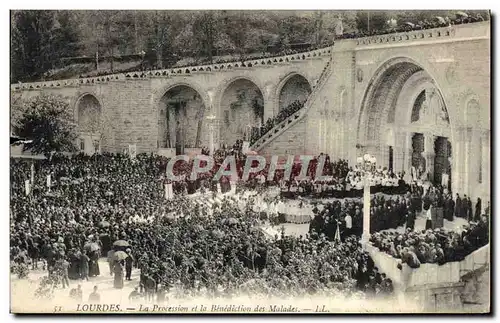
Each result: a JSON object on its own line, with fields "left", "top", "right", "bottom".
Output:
{"left": 11, "top": 46, "right": 333, "bottom": 91}
{"left": 250, "top": 59, "right": 332, "bottom": 151}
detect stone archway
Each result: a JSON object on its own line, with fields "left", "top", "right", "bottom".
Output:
{"left": 277, "top": 73, "right": 312, "bottom": 112}
{"left": 158, "top": 85, "right": 206, "bottom": 154}
{"left": 219, "top": 78, "right": 264, "bottom": 145}
{"left": 76, "top": 93, "right": 102, "bottom": 155}
{"left": 357, "top": 58, "right": 454, "bottom": 189}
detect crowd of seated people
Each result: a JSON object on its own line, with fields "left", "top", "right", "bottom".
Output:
{"left": 370, "top": 215, "right": 489, "bottom": 268}
{"left": 250, "top": 100, "right": 305, "bottom": 145}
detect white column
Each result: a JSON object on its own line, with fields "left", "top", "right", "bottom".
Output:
{"left": 362, "top": 178, "right": 371, "bottom": 242}
{"left": 463, "top": 128, "right": 472, "bottom": 196}
{"left": 423, "top": 134, "right": 436, "bottom": 181}
{"left": 209, "top": 122, "right": 214, "bottom": 155}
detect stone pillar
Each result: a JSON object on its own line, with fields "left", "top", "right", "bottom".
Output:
{"left": 463, "top": 128, "right": 472, "bottom": 196}
{"left": 263, "top": 84, "right": 275, "bottom": 123}
{"left": 482, "top": 130, "right": 490, "bottom": 193}
{"left": 393, "top": 130, "right": 406, "bottom": 174}
{"left": 423, "top": 134, "right": 436, "bottom": 182}
{"left": 453, "top": 127, "right": 472, "bottom": 196}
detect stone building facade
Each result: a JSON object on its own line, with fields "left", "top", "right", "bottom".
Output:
{"left": 11, "top": 21, "right": 490, "bottom": 201}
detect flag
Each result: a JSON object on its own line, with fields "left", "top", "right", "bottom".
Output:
{"left": 25, "top": 180, "right": 31, "bottom": 196}
{"left": 128, "top": 144, "right": 137, "bottom": 159}
{"left": 30, "top": 163, "right": 35, "bottom": 185}
{"left": 334, "top": 222, "right": 341, "bottom": 243}
{"left": 165, "top": 182, "right": 173, "bottom": 200}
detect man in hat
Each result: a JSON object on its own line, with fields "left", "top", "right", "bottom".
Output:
{"left": 125, "top": 248, "right": 134, "bottom": 281}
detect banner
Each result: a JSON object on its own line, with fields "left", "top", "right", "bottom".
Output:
{"left": 441, "top": 173, "right": 449, "bottom": 188}
{"left": 334, "top": 222, "right": 341, "bottom": 243}
{"left": 128, "top": 144, "right": 137, "bottom": 159}
{"left": 25, "top": 180, "right": 31, "bottom": 196}
{"left": 30, "top": 163, "right": 35, "bottom": 185}
{"left": 165, "top": 183, "right": 174, "bottom": 200}
{"left": 242, "top": 141, "right": 250, "bottom": 154}
{"left": 46, "top": 174, "right": 51, "bottom": 189}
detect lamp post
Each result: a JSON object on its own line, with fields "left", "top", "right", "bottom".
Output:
{"left": 207, "top": 90, "right": 216, "bottom": 155}
{"left": 357, "top": 153, "right": 377, "bottom": 243}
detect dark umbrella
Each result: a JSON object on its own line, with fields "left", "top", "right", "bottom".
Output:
{"left": 113, "top": 240, "right": 130, "bottom": 248}
{"left": 112, "top": 251, "right": 129, "bottom": 261}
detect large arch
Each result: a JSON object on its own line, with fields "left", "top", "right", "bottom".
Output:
{"left": 276, "top": 73, "right": 312, "bottom": 112}
{"left": 219, "top": 78, "right": 264, "bottom": 145}
{"left": 357, "top": 57, "right": 455, "bottom": 189}
{"left": 75, "top": 93, "right": 103, "bottom": 155}
{"left": 157, "top": 85, "right": 206, "bottom": 154}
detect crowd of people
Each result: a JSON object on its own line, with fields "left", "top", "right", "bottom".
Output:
{"left": 337, "top": 12, "right": 486, "bottom": 39}
{"left": 10, "top": 153, "right": 397, "bottom": 302}
{"left": 250, "top": 100, "right": 305, "bottom": 145}
{"left": 370, "top": 217, "right": 489, "bottom": 268}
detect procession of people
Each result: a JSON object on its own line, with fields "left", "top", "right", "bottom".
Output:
{"left": 10, "top": 142, "right": 489, "bottom": 304}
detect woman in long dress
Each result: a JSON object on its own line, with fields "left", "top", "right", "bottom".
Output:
{"left": 113, "top": 260, "right": 125, "bottom": 289}
{"left": 89, "top": 250, "right": 100, "bottom": 277}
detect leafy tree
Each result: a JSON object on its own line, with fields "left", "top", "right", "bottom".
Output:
{"left": 192, "top": 11, "right": 221, "bottom": 63}
{"left": 356, "top": 11, "right": 388, "bottom": 34}
{"left": 11, "top": 10, "right": 57, "bottom": 82}
{"left": 15, "top": 94, "right": 77, "bottom": 158}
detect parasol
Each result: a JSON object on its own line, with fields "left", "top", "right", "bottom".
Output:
{"left": 84, "top": 242, "right": 100, "bottom": 252}
{"left": 112, "top": 250, "right": 129, "bottom": 261}
{"left": 113, "top": 240, "right": 130, "bottom": 247}
{"left": 98, "top": 220, "right": 110, "bottom": 228}
{"left": 456, "top": 11, "right": 468, "bottom": 18}
{"left": 404, "top": 22, "right": 415, "bottom": 28}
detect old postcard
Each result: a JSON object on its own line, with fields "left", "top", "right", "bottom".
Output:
{"left": 9, "top": 9, "right": 490, "bottom": 314}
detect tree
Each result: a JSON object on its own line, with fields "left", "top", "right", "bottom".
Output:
{"left": 356, "top": 11, "right": 389, "bottom": 34}
{"left": 15, "top": 94, "right": 77, "bottom": 158}
{"left": 11, "top": 10, "right": 58, "bottom": 82}
{"left": 192, "top": 11, "right": 221, "bottom": 63}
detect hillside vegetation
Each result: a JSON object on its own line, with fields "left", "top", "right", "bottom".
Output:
{"left": 11, "top": 10, "right": 489, "bottom": 83}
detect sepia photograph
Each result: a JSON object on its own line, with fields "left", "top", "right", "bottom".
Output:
{"left": 8, "top": 8, "right": 491, "bottom": 315}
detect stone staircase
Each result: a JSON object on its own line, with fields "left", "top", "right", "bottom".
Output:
{"left": 250, "top": 58, "right": 333, "bottom": 152}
